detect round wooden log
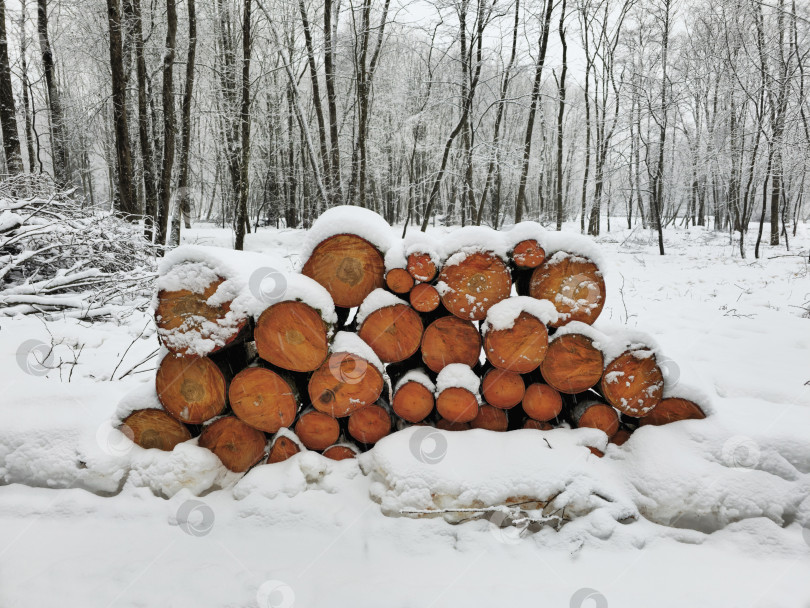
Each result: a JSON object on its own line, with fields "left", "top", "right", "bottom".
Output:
{"left": 512, "top": 239, "right": 546, "bottom": 269}
{"left": 120, "top": 408, "right": 191, "bottom": 451}
{"left": 155, "top": 276, "right": 249, "bottom": 355}
{"left": 522, "top": 382, "right": 563, "bottom": 421}
{"left": 410, "top": 282, "right": 441, "bottom": 313}
{"left": 294, "top": 410, "right": 341, "bottom": 451}
{"left": 639, "top": 398, "right": 705, "bottom": 426}
{"left": 229, "top": 367, "right": 299, "bottom": 433}
{"left": 481, "top": 368, "right": 525, "bottom": 409}
{"left": 529, "top": 255, "right": 605, "bottom": 327}
{"left": 571, "top": 399, "right": 619, "bottom": 438}
{"left": 254, "top": 300, "right": 330, "bottom": 372}
{"left": 438, "top": 251, "right": 512, "bottom": 320}
{"left": 322, "top": 444, "right": 358, "bottom": 460}
{"left": 523, "top": 419, "right": 553, "bottom": 430}
{"left": 436, "top": 387, "right": 479, "bottom": 423}
{"left": 198, "top": 416, "right": 267, "bottom": 473}
{"left": 610, "top": 428, "right": 632, "bottom": 446}
{"left": 302, "top": 234, "right": 385, "bottom": 308}
{"left": 156, "top": 353, "right": 226, "bottom": 424}
{"left": 308, "top": 352, "right": 385, "bottom": 417}
{"left": 266, "top": 435, "right": 301, "bottom": 464}
{"left": 601, "top": 349, "right": 664, "bottom": 417}
{"left": 435, "top": 418, "right": 470, "bottom": 431}
{"left": 392, "top": 380, "right": 435, "bottom": 423}
{"left": 385, "top": 268, "right": 414, "bottom": 294}
{"left": 470, "top": 404, "right": 508, "bottom": 431}
{"left": 357, "top": 303, "right": 423, "bottom": 363}
{"left": 406, "top": 252, "right": 438, "bottom": 282}
{"left": 588, "top": 447, "right": 605, "bottom": 458}
{"left": 540, "top": 333, "right": 604, "bottom": 394}
{"left": 483, "top": 311, "right": 548, "bottom": 373}
{"left": 348, "top": 403, "right": 392, "bottom": 444}
{"left": 421, "top": 315, "right": 481, "bottom": 373}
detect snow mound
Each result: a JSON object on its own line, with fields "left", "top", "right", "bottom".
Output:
{"left": 299, "top": 205, "right": 393, "bottom": 260}
{"left": 394, "top": 368, "right": 436, "bottom": 393}
{"left": 482, "top": 296, "right": 559, "bottom": 333}
{"left": 438, "top": 225, "right": 509, "bottom": 262}
{"left": 355, "top": 288, "right": 408, "bottom": 326}
{"left": 435, "top": 364, "right": 480, "bottom": 395}
{"left": 331, "top": 331, "right": 385, "bottom": 375}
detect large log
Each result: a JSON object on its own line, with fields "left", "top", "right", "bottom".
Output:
{"left": 639, "top": 398, "right": 705, "bottom": 426}
{"left": 470, "top": 404, "right": 508, "bottom": 431}
{"left": 302, "top": 234, "right": 385, "bottom": 308}
{"left": 481, "top": 367, "right": 525, "bottom": 409}
{"left": 294, "top": 409, "right": 341, "bottom": 451}
{"left": 421, "top": 315, "right": 481, "bottom": 373}
{"left": 120, "top": 408, "right": 191, "bottom": 451}
{"left": 601, "top": 349, "right": 664, "bottom": 417}
{"left": 483, "top": 311, "right": 548, "bottom": 373}
{"left": 254, "top": 300, "right": 330, "bottom": 372}
{"left": 409, "top": 283, "right": 441, "bottom": 313}
{"left": 571, "top": 398, "right": 619, "bottom": 438}
{"left": 438, "top": 251, "right": 512, "bottom": 320}
{"left": 156, "top": 353, "right": 226, "bottom": 424}
{"left": 522, "top": 382, "right": 563, "bottom": 421}
{"left": 357, "top": 302, "right": 423, "bottom": 363}
{"left": 266, "top": 433, "right": 301, "bottom": 463}
{"left": 229, "top": 366, "right": 299, "bottom": 433}
{"left": 347, "top": 403, "right": 392, "bottom": 444}
{"left": 198, "top": 416, "right": 267, "bottom": 472}
{"left": 539, "top": 333, "right": 604, "bottom": 394}
{"left": 529, "top": 254, "right": 605, "bottom": 327}
{"left": 308, "top": 351, "right": 385, "bottom": 417}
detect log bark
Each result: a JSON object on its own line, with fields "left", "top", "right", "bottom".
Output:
{"left": 347, "top": 403, "right": 391, "bottom": 444}
{"left": 483, "top": 311, "right": 548, "bottom": 373}
{"left": 357, "top": 303, "right": 423, "bottom": 363}
{"left": 470, "top": 404, "right": 508, "bottom": 431}
{"left": 511, "top": 240, "right": 546, "bottom": 269}
{"left": 529, "top": 255, "right": 605, "bottom": 327}
{"left": 302, "top": 234, "right": 385, "bottom": 308}
{"left": 410, "top": 283, "right": 441, "bottom": 313}
{"left": 254, "top": 300, "right": 330, "bottom": 372}
{"left": 421, "top": 315, "right": 481, "bottom": 373}
{"left": 639, "top": 398, "right": 705, "bottom": 426}
{"left": 571, "top": 398, "right": 619, "bottom": 438}
{"left": 539, "top": 333, "right": 603, "bottom": 394}
{"left": 481, "top": 367, "right": 525, "bottom": 409}
{"left": 385, "top": 268, "right": 414, "bottom": 294}
{"left": 266, "top": 434, "right": 300, "bottom": 463}
{"left": 323, "top": 444, "right": 358, "bottom": 460}
{"left": 436, "top": 387, "right": 479, "bottom": 424}
{"left": 438, "top": 251, "right": 512, "bottom": 320}
{"left": 406, "top": 253, "right": 438, "bottom": 282}
{"left": 198, "top": 415, "right": 266, "bottom": 472}
{"left": 392, "top": 380, "right": 435, "bottom": 423}
{"left": 522, "top": 382, "right": 562, "bottom": 421}
{"left": 156, "top": 354, "right": 226, "bottom": 424}
{"left": 120, "top": 408, "right": 192, "bottom": 451}
{"left": 229, "top": 366, "right": 299, "bottom": 433}
{"left": 294, "top": 409, "right": 340, "bottom": 451}
{"left": 308, "top": 353, "right": 385, "bottom": 417}
{"left": 600, "top": 349, "right": 663, "bottom": 417}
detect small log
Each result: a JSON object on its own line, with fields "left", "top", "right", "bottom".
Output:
{"left": 229, "top": 367, "right": 299, "bottom": 433}
{"left": 266, "top": 434, "right": 301, "bottom": 464}
{"left": 407, "top": 252, "right": 438, "bottom": 282}
{"left": 483, "top": 311, "right": 548, "bottom": 373}
{"left": 410, "top": 282, "right": 441, "bottom": 313}
{"left": 357, "top": 303, "right": 423, "bottom": 363}
{"left": 348, "top": 403, "right": 392, "bottom": 444}
{"left": 639, "top": 398, "right": 705, "bottom": 426}
{"left": 438, "top": 251, "right": 512, "bottom": 320}
{"left": 523, "top": 419, "right": 553, "bottom": 431}
{"left": 470, "top": 404, "right": 508, "bottom": 431}
{"left": 511, "top": 239, "right": 546, "bottom": 269}
{"left": 435, "top": 418, "right": 470, "bottom": 431}
{"left": 322, "top": 444, "right": 359, "bottom": 460}
{"left": 294, "top": 409, "right": 341, "bottom": 451}
{"left": 539, "top": 333, "right": 604, "bottom": 394}
{"left": 481, "top": 368, "right": 525, "bottom": 409}
{"left": 571, "top": 399, "right": 619, "bottom": 438}
{"left": 385, "top": 268, "right": 414, "bottom": 294}
{"left": 254, "top": 300, "right": 330, "bottom": 372}
{"left": 529, "top": 255, "right": 605, "bottom": 327}
{"left": 302, "top": 234, "right": 385, "bottom": 308}
{"left": 308, "top": 352, "right": 385, "bottom": 417}
{"left": 436, "top": 387, "right": 479, "bottom": 423}
{"left": 522, "top": 382, "right": 563, "bottom": 421}
{"left": 392, "top": 380, "right": 435, "bottom": 423}
{"left": 601, "top": 349, "right": 664, "bottom": 417}
{"left": 198, "top": 416, "right": 267, "bottom": 472}
{"left": 421, "top": 315, "right": 481, "bottom": 373}
{"left": 156, "top": 353, "right": 226, "bottom": 424}
{"left": 120, "top": 408, "right": 192, "bottom": 451}
{"left": 610, "top": 428, "right": 632, "bottom": 445}
{"left": 588, "top": 447, "right": 605, "bottom": 458}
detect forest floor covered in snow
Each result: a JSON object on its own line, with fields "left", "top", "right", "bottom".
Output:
{"left": 1, "top": 221, "right": 809, "bottom": 607}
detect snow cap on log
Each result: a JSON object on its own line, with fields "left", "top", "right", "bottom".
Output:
{"left": 437, "top": 225, "right": 509, "bottom": 262}
{"left": 299, "top": 205, "right": 394, "bottom": 261}
{"left": 355, "top": 288, "right": 409, "bottom": 326}
{"left": 252, "top": 272, "right": 338, "bottom": 327}
{"left": 394, "top": 368, "right": 436, "bottom": 394}
{"left": 435, "top": 363, "right": 481, "bottom": 399}
{"left": 481, "top": 296, "right": 558, "bottom": 334}
{"left": 330, "top": 330, "right": 385, "bottom": 375}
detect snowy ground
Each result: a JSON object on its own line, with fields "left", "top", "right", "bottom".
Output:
{"left": 1, "top": 221, "right": 809, "bottom": 607}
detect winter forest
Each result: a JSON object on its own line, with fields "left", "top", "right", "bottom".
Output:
{"left": 0, "top": 0, "right": 808, "bottom": 256}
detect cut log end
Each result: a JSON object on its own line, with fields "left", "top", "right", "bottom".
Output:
{"left": 540, "top": 333, "right": 604, "bottom": 394}
{"left": 470, "top": 404, "right": 508, "bottom": 432}
{"left": 639, "top": 398, "right": 705, "bottom": 426}
{"left": 322, "top": 445, "right": 358, "bottom": 460}
{"left": 302, "top": 234, "right": 385, "bottom": 308}
{"left": 409, "top": 283, "right": 441, "bottom": 313}
{"left": 348, "top": 404, "right": 392, "bottom": 444}
{"left": 254, "top": 300, "right": 330, "bottom": 372}
{"left": 358, "top": 304, "right": 423, "bottom": 363}
{"left": 266, "top": 435, "right": 301, "bottom": 464}
{"left": 436, "top": 387, "right": 479, "bottom": 423}
{"left": 481, "top": 368, "right": 525, "bottom": 409}
{"left": 439, "top": 251, "right": 512, "bottom": 320}
{"left": 421, "top": 315, "right": 481, "bottom": 373}
{"left": 523, "top": 419, "right": 553, "bottom": 431}
{"left": 522, "top": 383, "right": 563, "bottom": 421}
{"left": 385, "top": 268, "right": 415, "bottom": 294}
{"left": 120, "top": 408, "right": 191, "bottom": 451}
{"left": 512, "top": 239, "right": 546, "bottom": 269}
{"left": 406, "top": 252, "right": 437, "bottom": 282}
{"left": 610, "top": 429, "right": 632, "bottom": 446}
{"left": 573, "top": 400, "right": 619, "bottom": 438}
{"left": 308, "top": 352, "right": 385, "bottom": 417}
{"left": 435, "top": 418, "right": 471, "bottom": 431}
{"left": 529, "top": 255, "right": 605, "bottom": 327}
{"left": 294, "top": 410, "right": 341, "bottom": 451}
{"left": 601, "top": 350, "right": 664, "bottom": 417}
{"left": 229, "top": 367, "right": 298, "bottom": 433}
{"left": 484, "top": 311, "right": 548, "bottom": 373}
{"left": 198, "top": 416, "right": 267, "bottom": 473}
{"left": 392, "top": 381, "right": 435, "bottom": 423}
{"left": 156, "top": 353, "right": 226, "bottom": 424}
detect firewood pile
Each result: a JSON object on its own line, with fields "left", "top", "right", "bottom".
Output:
{"left": 121, "top": 206, "right": 706, "bottom": 472}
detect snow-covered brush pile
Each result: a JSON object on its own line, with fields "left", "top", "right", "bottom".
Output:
{"left": 0, "top": 174, "right": 159, "bottom": 319}
{"left": 119, "top": 206, "right": 711, "bottom": 528}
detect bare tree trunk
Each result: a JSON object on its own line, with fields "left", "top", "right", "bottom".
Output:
{"left": 0, "top": 0, "right": 22, "bottom": 174}
{"left": 156, "top": 0, "right": 177, "bottom": 245}
{"left": 234, "top": 0, "right": 252, "bottom": 250}
{"left": 651, "top": 0, "right": 670, "bottom": 256}
{"left": 323, "top": 0, "right": 342, "bottom": 201}
{"left": 554, "top": 0, "right": 567, "bottom": 231}
{"left": 19, "top": 0, "right": 36, "bottom": 174}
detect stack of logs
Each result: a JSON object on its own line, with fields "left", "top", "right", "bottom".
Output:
{"left": 122, "top": 211, "right": 706, "bottom": 472}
